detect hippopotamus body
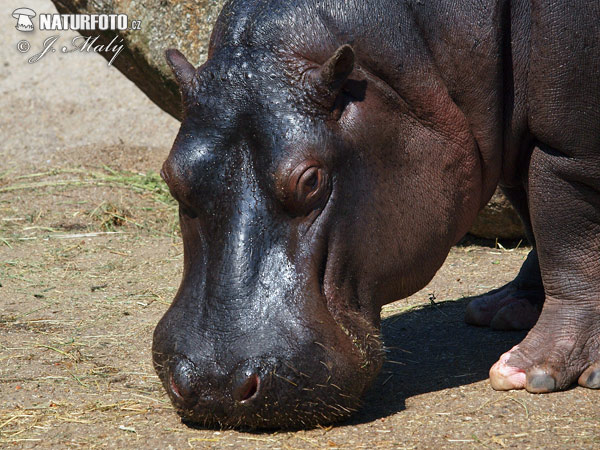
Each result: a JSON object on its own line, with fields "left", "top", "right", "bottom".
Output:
{"left": 153, "top": 0, "right": 600, "bottom": 428}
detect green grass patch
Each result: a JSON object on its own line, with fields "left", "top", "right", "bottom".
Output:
{"left": 1, "top": 166, "right": 176, "bottom": 208}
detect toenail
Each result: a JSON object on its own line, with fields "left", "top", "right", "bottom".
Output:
{"left": 585, "top": 369, "right": 600, "bottom": 389}
{"left": 528, "top": 372, "right": 556, "bottom": 392}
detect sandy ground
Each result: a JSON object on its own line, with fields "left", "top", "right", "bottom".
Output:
{"left": 1, "top": 1, "right": 599, "bottom": 448}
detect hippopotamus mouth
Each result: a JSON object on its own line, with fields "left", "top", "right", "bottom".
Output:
{"left": 154, "top": 302, "right": 383, "bottom": 428}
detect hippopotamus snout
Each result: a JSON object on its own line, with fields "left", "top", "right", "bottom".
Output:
{"left": 153, "top": 296, "right": 381, "bottom": 428}
{"left": 161, "top": 354, "right": 305, "bottom": 425}
{"left": 165, "top": 355, "right": 262, "bottom": 411}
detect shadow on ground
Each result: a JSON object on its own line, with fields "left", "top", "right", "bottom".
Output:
{"left": 352, "top": 298, "right": 527, "bottom": 424}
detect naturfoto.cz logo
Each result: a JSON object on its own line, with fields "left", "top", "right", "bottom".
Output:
{"left": 12, "top": 8, "right": 35, "bottom": 31}
{"left": 12, "top": 8, "right": 142, "bottom": 32}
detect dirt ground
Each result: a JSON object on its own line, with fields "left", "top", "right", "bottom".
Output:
{"left": 1, "top": 1, "right": 599, "bottom": 448}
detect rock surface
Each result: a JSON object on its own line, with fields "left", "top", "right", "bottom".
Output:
{"left": 51, "top": 0, "right": 226, "bottom": 121}
{"left": 49, "top": 0, "right": 525, "bottom": 240}
{"left": 471, "top": 188, "right": 525, "bottom": 240}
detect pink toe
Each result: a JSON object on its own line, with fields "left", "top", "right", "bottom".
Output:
{"left": 489, "top": 346, "right": 526, "bottom": 390}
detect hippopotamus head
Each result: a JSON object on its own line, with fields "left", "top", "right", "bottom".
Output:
{"left": 153, "top": 9, "right": 482, "bottom": 428}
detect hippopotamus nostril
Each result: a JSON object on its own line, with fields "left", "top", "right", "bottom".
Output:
{"left": 233, "top": 371, "right": 261, "bottom": 404}
{"left": 169, "top": 356, "right": 199, "bottom": 404}
{"left": 169, "top": 372, "right": 182, "bottom": 399}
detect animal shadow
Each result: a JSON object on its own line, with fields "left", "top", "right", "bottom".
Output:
{"left": 350, "top": 298, "right": 527, "bottom": 424}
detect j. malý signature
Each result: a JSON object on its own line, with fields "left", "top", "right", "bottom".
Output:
{"left": 28, "top": 35, "right": 124, "bottom": 66}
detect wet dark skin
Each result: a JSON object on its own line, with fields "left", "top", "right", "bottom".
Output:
{"left": 152, "top": 0, "right": 600, "bottom": 429}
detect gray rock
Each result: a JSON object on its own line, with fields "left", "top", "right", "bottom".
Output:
{"left": 470, "top": 188, "right": 525, "bottom": 240}
{"left": 51, "top": 0, "right": 225, "bottom": 121}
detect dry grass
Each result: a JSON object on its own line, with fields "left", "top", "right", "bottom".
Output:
{"left": 0, "top": 166, "right": 179, "bottom": 243}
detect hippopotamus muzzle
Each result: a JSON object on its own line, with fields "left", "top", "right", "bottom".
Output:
{"left": 152, "top": 204, "right": 383, "bottom": 428}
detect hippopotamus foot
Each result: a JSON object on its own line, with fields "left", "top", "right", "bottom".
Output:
{"left": 464, "top": 283, "right": 544, "bottom": 330}
{"left": 489, "top": 298, "right": 600, "bottom": 392}
{"left": 464, "top": 250, "right": 544, "bottom": 330}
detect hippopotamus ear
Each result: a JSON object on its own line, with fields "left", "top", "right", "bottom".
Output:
{"left": 165, "top": 49, "right": 196, "bottom": 86}
{"left": 318, "top": 44, "right": 355, "bottom": 90}
{"left": 308, "top": 44, "right": 355, "bottom": 110}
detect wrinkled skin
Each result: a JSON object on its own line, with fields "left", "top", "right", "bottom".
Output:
{"left": 153, "top": 0, "right": 600, "bottom": 429}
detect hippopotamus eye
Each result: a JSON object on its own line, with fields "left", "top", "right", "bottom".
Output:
{"left": 284, "top": 161, "right": 329, "bottom": 215}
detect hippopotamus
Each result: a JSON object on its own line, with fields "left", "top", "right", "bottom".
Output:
{"left": 152, "top": 0, "right": 600, "bottom": 428}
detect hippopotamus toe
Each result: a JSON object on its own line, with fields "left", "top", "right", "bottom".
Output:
{"left": 578, "top": 364, "right": 600, "bottom": 390}
{"left": 489, "top": 300, "right": 600, "bottom": 393}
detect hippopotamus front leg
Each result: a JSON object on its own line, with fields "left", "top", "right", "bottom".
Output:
{"left": 486, "top": 1, "right": 600, "bottom": 393}
{"left": 489, "top": 144, "right": 600, "bottom": 392}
